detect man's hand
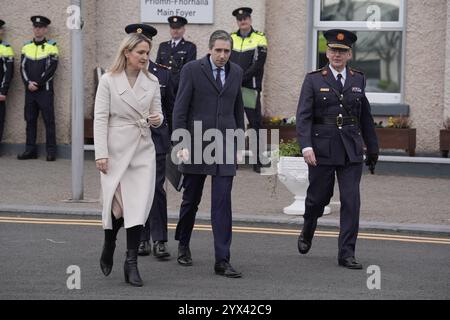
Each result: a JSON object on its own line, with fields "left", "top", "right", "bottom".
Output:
{"left": 28, "top": 81, "right": 39, "bottom": 92}
{"left": 177, "top": 148, "right": 190, "bottom": 163}
{"left": 96, "top": 159, "right": 108, "bottom": 174}
{"left": 303, "top": 149, "right": 317, "bottom": 167}
{"left": 0, "top": 95, "right": 6, "bottom": 102}
{"left": 236, "top": 150, "right": 244, "bottom": 163}
{"left": 365, "top": 153, "right": 378, "bottom": 175}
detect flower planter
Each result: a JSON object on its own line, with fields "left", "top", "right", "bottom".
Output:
{"left": 262, "top": 124, "right": 297, "bottom": 145}
{"left": 277, "top": 156, "right": 331, "bottom": 216}
{"left": 440, "top": 129, "right": 450, "bottom": 158}
{"left": 375, "top": 128, "right": 416, "bottom": 157}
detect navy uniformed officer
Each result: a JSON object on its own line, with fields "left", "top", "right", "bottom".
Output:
{"left": 230, "top": 7, "right": 268, "bottom": 173}
{"left": 18, "top": 16, "right": 59, "bottom": 161}
{"left": 156, "top": 16, "right": 196, "bottom": 95}
{"left": 0, "top": 19, "right": 14, "bottom": 150}
{"left": 296, "top": 29, "right": 379, "bottom": 269}
{"left": 125, "top": 24, "right": 175, "bottom": 260}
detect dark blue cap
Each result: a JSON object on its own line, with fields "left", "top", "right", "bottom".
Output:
{"left": 125, "top": 24, "right": 157, "bottom": 40}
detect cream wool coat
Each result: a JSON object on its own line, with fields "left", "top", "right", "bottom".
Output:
{"left": 94, "top": 70, "right": 163, "bottom": 230}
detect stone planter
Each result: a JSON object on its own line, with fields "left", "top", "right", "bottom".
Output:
{"left": 375, "top": 128, "right": 416, "bottom": 157}
{"left": 277, "top": 156, "right": 331, "bottom": 216}
{"left": 440, "top": 129, "right": 450, "bottom": 158}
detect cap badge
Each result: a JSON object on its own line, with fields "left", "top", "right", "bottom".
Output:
{"left": 337, "top": 33, "right": 345, "bottom": 41}
{"left": 173, "top": 17, "right": 178, "bottom": 22}
{"left": 239, "top": 10, "right": 243, "bottom": 14}
{"left": 36, "top": 18, "right": 41, "bottom": 22}
{"left": 137, "top": 28, "right": 142, "bottom": 33}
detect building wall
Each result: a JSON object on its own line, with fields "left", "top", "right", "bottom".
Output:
{"left": 263, "top": 0, "right": 308, "bottom": 119}
{"left": 1, "top": 0, "right": 72, "bottom": 145}
{"left": 403, "top": 0, "right": 448, "bottom": 152}
{"left": 444, "top": 1, "right": 450, "bottom": 123}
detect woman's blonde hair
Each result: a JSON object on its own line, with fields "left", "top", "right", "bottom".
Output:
{"left": 109, "top": 33, "right": 152, "bottom": 77}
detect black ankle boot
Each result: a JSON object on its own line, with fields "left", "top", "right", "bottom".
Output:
{"left": 124, "top": 249, "right": 143, "bottom": 287}
{"left": 100, "top": 242, "right": 116, "bottom": 276}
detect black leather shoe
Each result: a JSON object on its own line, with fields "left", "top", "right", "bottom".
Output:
{"left": 153, "top": 241, "right": 170, "bottom": 259}
{"left": 124, "top": 249, "right": 143, "bottom": 287}
{"left": 338, "top": 257, "right": 363, "bottom": 270}
{"left": 46, "top": 155, "right": 56, "bottom": 161}
{"left": 253, "top": 164, "right": 261, "bottom": 173}
{"left": 17, "top": 151, "right": 37, "bottom": 160}
{"left": 177, "top": 244, "right": 192, "bottom": 266}
{"left": 297, "top": 233, "right": 312, "bottom": 255}
{"left": 100, "top": 242, "right": 116, "bottom": 276}
{"left": 214, "top": 261, "right": 242, "bottom": 278}
{"left": 138, "top": 240, "right": 151, "bottom": 256}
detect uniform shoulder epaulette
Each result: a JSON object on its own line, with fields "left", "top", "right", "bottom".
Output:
{"left": 255, "top": 31, "right": 266, "bottom": 36}
{"left": 349, "top": 68, "right": 364, "bottom": 75}
{"left": 47, "top": 39, "right": 57, "bottom": 45}
{"left": 157, "top": 63, "right": 169, "bottom": 70}
{"left": 309, "top": 68, "right": 325, "bottom": 75}
{"left": 231, "top": 31, "right": 238, "bottom": 36}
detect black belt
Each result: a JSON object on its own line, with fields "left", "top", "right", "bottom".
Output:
{"left": 314, "top": 115, "right": 358, "bottom": 128}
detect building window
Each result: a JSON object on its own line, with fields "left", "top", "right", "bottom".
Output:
{"left": 312, "top": 0, "right": 405, "bottom": 104}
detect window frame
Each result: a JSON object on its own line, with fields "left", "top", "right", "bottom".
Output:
{"left": 311, "top": 0, "right": 406, "bottom": 104}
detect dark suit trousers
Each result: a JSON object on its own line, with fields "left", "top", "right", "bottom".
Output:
{"left": 304, "top": 162, "right": 363, "bottom": 260}
{"left": 175, "top": 173, "right": 234, "bottom": 263}
{"left": 0, "top": 101, "right": 5, "bottom": 143}
{"left": 24, "top": 91, "right": 56, "bottom": 155}
{"left": 141, "top": 153, "right": 168, "bottom": 242}
{"left": 244, "top": 91, "right": 262, "bottom": 165}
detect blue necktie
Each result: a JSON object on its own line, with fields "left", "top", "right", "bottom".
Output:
{"left": 336, "top": 73, "right": 344, "bottom": 93}
{"left": 216, "top": 68, "right": 223, "bottom": 90}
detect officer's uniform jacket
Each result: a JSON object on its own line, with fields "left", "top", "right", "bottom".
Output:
{"left": 296, "top": 65, "right": 379, "bottom": 166}
{"left": 0, "top": 40, "right": 14, "bottom": 96}
{"left": 148, "top": 60, "right": 175, "bottom": 155}
{"left": 230, "top": 28, "right": 267, "bottom": 91}
{"left": 156, "top": 38, "right": 196, "bottom": 86}
{"left": 20, "top": 38, "right": 59, "bottom": 91}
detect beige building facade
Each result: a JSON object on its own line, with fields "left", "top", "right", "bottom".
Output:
{"left": 1, "top": 0, "right": 449, "bottom": 154}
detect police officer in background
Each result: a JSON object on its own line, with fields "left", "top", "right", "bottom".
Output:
{"left": 230, "top": 7, "right": 268, "bottom": 173}
{"left": 18, "top": 16, "right": 59, "bottom": 161}
{"left": 296, "top": 29, "right": 379, "bottom": 269}
{"left": 125, "top": 24, "right": 175, "bottom": 259}
{"left": 156, "top": 16, "right": 196, "bottom": 95}
{"left": 0, "top": 19, "right": 14, "bottom": 152}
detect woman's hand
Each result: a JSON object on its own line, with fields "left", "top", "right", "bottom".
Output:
{"left": 96, "top": 158, "right": 108, "bottom": 174}
{"left": 148, "top": 113, "right": 161, "bottom": 127}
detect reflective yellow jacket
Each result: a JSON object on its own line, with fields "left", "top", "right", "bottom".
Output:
{"left": 0, "top": 40, "right": 14, "bottom": 95}
{"left": 230, "top": 28, "right": 268, "bottom": 91}
{"left": 21, "top": 38, "right": 59, "bottom": 91}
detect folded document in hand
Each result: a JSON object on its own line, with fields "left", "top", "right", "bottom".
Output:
{"left": 165, "top": 149, "right": 184, "bottom": 191}
{"left": 241, "top": 87, "right": 258, "bottom": 109}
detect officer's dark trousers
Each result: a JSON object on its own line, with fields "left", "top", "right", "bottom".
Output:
{"left": 244, "top": 91, "right": 262, "bottom": 165}
{"left": 175, "top": 173, "right": 234, "bottom": 263}
{"left": 304, "top": 162, "right": 363, "bottom": 260}
{"left": 141, "top": 153, "right": 168, "bottom": 242}
{"left": 0, "top": 101, "right": 5, "bottom": 144}
{"left": 24, "top": 90, "right": 56, "bottom": 155}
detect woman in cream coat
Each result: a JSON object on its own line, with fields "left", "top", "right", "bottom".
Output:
{"left": 94, "top": 33, "right": 163, "bottom": 287}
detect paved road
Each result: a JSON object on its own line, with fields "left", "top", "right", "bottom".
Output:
{"left": 0, "top": 214, "right": 449, "bottom": 300}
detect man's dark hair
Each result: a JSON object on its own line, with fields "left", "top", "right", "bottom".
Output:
{"left": 209, "top": 30, "right": 233, "bottom": 49}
